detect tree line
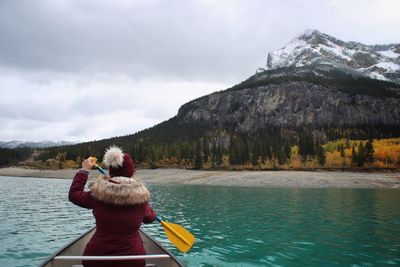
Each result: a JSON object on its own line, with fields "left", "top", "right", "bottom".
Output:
{"left": 1, "top": 118, "right": 399, "bottom": 170}
{"left": 23, "top": 128, "right": 399, "bottom": 170}
{"left": 0, "top": 147, "right": 32, "bottom": 166}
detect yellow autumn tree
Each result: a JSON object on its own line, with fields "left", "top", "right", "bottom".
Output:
{"left": 373, "top": 138, "right": 400, "bottom": 167}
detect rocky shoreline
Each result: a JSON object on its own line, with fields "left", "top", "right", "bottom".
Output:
{"left": 0, "top": 167, "right": 399, "bottom": 188}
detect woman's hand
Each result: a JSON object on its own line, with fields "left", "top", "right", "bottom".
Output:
{"left": 82, "top": 157, "right": 97, "bottom": 172}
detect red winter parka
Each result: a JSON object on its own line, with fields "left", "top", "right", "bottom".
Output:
{"left": 69, "top": 170, "right": 156, "bottom": 267}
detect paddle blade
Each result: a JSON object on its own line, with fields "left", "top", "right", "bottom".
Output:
{"left": 161, "top": 221, "right": 195, "bottom": 253}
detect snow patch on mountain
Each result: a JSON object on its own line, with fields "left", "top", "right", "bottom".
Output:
{"left": 378, "top": 49, "right": 399, "bottom": 59}
{"left": 374, "top": 62, "right": 400, "bottom": 72}
{"left": 261, "top": 29, "right": 400, "bottom": 83}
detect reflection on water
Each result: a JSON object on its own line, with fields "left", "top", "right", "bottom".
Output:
{"left": 0, "top": 176, "right": 399, "bottom": 266}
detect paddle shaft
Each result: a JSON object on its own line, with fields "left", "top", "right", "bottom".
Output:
{"left": 95, "top": 164, "right": 107, "bottom": 175}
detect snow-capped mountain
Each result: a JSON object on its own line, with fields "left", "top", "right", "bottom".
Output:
{"left": 176, "top": 29, "right": 400, "bottom": 134}
{"left": 0, "top": 140, "right": 76, "bottom": 149}
{"left": 260, "top": 29, "right": 400, "bottom": 83}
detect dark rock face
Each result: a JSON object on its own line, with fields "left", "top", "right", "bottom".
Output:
{"left": 351, "top": 52, "right": 377, "bottom": 68}
{"left": 394, "top": 45, "right": 400, "bottom": 54}
{"left": 177, "top": 82, "right": 400, "bottom": 132}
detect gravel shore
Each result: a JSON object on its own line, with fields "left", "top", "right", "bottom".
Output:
{"left": 1, "top": 167, "right": 399, "bottom": 188}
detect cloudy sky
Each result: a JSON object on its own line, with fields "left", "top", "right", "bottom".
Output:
{"left": 1, "top": 0, "right": 399, "bottom": 142}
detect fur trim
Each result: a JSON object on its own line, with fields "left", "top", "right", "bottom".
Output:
{"left": 90, "top": 175, "right": 150, "bottom": 205}
{"left": 103, "top": 146, "right": 124, "bottom": 168}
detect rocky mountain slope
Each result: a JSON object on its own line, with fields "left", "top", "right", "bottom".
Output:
{"left": 177, "top": 81, "right": 400, "bottom": 132}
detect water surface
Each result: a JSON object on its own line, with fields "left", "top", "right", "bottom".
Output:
{"left": 0, "top": 176, "right": 399, "bottom": 266}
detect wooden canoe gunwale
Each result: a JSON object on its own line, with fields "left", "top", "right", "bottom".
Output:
{"left": 39, "top": 226, "right": 184, "bottom": 267}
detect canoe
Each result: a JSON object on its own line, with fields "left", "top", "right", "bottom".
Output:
{"left": 39, "top": 227, "right": 184, "bottom": 267}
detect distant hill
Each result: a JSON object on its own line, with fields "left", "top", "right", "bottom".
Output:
{"left": 0, "top": 140, "right": 76, "bottom": 149}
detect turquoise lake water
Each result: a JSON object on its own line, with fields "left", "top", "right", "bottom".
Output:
{"left": 0, "top": 176, "right": 399, "bottom": 267}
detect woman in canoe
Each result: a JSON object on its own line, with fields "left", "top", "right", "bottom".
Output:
{"left": 69, "top": 146, "right": 156, "bottom": 267}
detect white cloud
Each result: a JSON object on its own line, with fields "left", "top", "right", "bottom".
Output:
{"left": 0, "top": 70, "right": 228, "bottom": 141}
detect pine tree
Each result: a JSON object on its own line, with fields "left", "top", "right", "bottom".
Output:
{"left": 345, "top": 139, "right": 351, "bottom": 149}
{"left": 298, "top": 130, "right": 315, "bottom": 161}
{"left": 216, "top": 143, "right": 223, "bottom": 165}
{"left": 194, "top": 140, "right": 203, "bottom": 169}
{"left": 242, "top": 137, "right": 250, "bottom": 164}
{"left": 365, "top": 139, "right": 374, "bottom": 163}
{"left": 316, "top": 142, "right": 326, "bottom": 166}
{"left": 211, "top": 140, "right": 217, "bottom": 167}
{"left": 252, "top": 139, "right": 261, "bottom": 165}
{"left": 351, "top": 145, "right": 357, "bottom": 164}
{"left": 202, "top": 136, "right": 210, "bottom": 163}
{"left": 356, "top": 142, "right": 366, "bottom": 167}
{"left": 339, "top": 144, "right": 345, "bottom": 157}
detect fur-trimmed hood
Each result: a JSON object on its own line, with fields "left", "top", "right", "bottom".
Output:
{"left": 90, "top": 175, "right": 150, "bottom": 205}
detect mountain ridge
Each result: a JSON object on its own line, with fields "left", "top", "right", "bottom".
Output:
{"left": 259, "top": 29, "right": 400, "bottom": 83}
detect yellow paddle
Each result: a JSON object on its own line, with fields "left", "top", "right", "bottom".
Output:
{"left": 89, "top": 157, "right": 195, "bottom": 253}
{"left": 155, "top": 216, "right": 195, "bottom": 253}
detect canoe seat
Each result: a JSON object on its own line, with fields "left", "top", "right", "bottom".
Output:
{"left": 56, "top": 254, "right": 170, "bottom": 267}
{"left": 72, "top": 265, "right": 156, "bottom": 267}
{"left": 56, "top": 254, "right": 170, "bottom": 260}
